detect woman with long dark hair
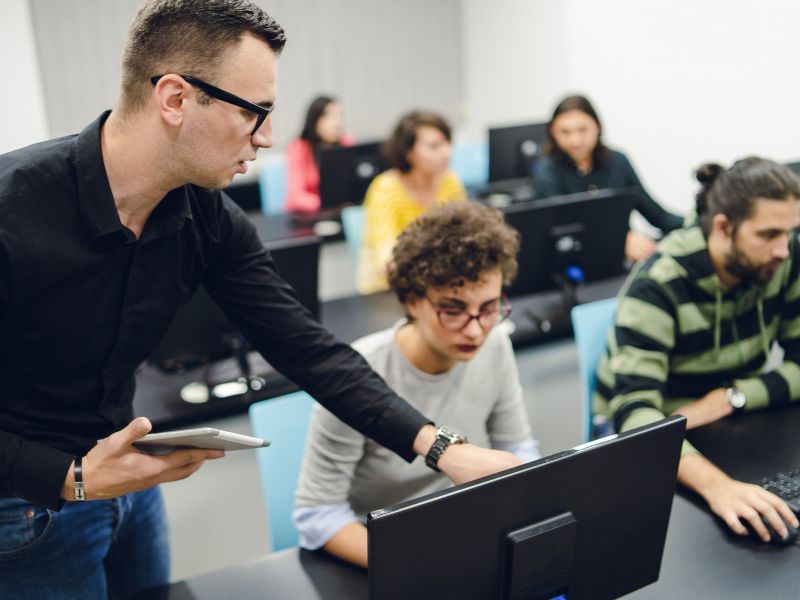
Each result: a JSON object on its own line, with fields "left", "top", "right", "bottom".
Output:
{"left": 536, "top": 94, "right": 683, "bottom": 262}
{"left": 285, "top": 95, "right": 354, "bottom": 213}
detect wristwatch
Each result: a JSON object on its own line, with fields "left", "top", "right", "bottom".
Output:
{"left": 726, "top": 386, "right": 746, "bottom": 411}
{"left": 425, "top": 426, "right": 468, "bottom": 472}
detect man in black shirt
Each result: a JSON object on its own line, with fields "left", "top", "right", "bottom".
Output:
{"left": 0, "top": 1, "right": 520, "bottom": 596}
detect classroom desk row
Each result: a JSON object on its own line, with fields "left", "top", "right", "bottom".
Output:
{"left": 133, "top": 275, "right": 625, "bottom": 428}
{"left": 141, "top": 403, "right": 800, "bottom": 599}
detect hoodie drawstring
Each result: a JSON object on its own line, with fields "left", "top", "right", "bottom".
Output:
{"left": 756, "top": 293, "right": 770, "bottom": 361}
{"left": 713, "top": 290, "right": 722, "bottom": 355}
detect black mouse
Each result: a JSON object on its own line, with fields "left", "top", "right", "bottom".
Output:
{"left": 745, "top": 516, "right": 799, "bottom": 546}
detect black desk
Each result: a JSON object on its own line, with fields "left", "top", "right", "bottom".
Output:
{"left": 249, "top": 212, "right": 317, "bottom": 243}
{"left": 144, "top": 405, "right": 800, "bottom": 599}
{"left": 626, "top": 404, "right": 800, "bottom": 598}
{"left": 133, "top": 276, "right": 626, "bottom": 429}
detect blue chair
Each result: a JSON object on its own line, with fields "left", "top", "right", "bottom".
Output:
{"left": 248, "top": 390, "right": 316, "bottom": 552}
{"left": 340, "top": 205, "right": 365, "bottom": 281}
{"left": 450, "top": 140, "right": 488, "bottom": 194}
{"left": 571, "top": 298, "right": 618, "bottom": 442}
{"left": 258, "top": 157, "right": 288, "bottom": 215}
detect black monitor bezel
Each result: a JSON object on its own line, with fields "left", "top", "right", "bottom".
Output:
{"left": 368, "top": 416, "right": 685, "bottom": 600}
{"left": 501, "top": 187, "right": 637, "bottom": 298}
{"left": 488, "top": 122, "right": 549, "bottom": 182}
{"left": 147, "top": 235, "right": 321, "bottom": 372}
{"left": 318, "top": 141, "right": 388, "bottom": 211}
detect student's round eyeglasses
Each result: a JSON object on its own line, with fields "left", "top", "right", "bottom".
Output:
{"left": 427, "top": 296, "right": 512, "bottom": 332}
{"left": 150, "top": 74, "right": 274, "bottom": 136}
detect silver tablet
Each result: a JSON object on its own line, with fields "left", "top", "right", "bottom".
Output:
{"left": 133, "top": 427, "right": 270, "bottom": 454}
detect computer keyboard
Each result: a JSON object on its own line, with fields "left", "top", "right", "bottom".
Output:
{"left": 760, "top": 469, "right": 800, "bottom": 513}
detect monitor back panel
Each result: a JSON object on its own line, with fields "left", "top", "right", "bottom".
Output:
{"left": 488, "top": 123, "right": 548, "bottom": 182}
{"left": 502, "top": 188, "right": 636, "bottom": 297}
{"left": 148, "top": 235, "right": 321, "bottom": 370}
{"left": 318, "top": 142, "right": 387, "bottom": 210}
{"left": 368, "top": 418, "right": 684, "bottom": 600}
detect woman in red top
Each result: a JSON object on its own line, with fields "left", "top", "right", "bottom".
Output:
{"left": 285, "top": 95, "right": 355, "bottom": 213}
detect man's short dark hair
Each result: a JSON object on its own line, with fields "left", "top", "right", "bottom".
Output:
{"left": 695, "top": 157, "right": 800, "bottom": 237}
{"left": 387, "top": 202, "right": 519, "bottom": 304}
{"left": 382, "top": 111, "right": 452, "bottom": 173}
{"left": 120, "top": 0, "right": 286, "bottom": 114}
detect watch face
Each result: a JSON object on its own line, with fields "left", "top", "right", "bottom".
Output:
{"left": 727, "top": 387, "right": 746, "bottom": 409}
{"left": 438, "top": 426, "right": 467, "bottom": 444}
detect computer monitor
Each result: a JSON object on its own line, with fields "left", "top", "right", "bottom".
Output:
{"left": 502, "top": 188, "right": 636, "bottom": 298}
{"left": 488, "top": 122, "right": 549, "bottom": 182}
{"left": 368, "top": 416, "right": 685, "bottom": 600}
{"left": 148, "top": 235, "right": 321, "bottom": 372}
{"left": 224, "top": 179, "right": 262, "bottom": 213}
{"left": 318, "top": 141, "right": 388, "bottom": 211}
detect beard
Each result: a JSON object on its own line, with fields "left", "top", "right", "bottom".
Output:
{"left": 724, "top": 241, "right": 782, "bottom": 284}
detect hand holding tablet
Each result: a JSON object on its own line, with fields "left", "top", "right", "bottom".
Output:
{"left": 133, "top": 427, "right": 270, "bottom": 454}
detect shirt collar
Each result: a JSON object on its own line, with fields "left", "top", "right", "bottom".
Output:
{"left": 75, "top": 110, "right": 193, "bottom": 242}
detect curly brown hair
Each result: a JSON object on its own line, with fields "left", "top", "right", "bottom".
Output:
{"left": 387, "top": 202, "right": 519, "bottom": 304}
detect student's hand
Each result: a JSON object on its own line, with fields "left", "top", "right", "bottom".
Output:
{"left": 624, "top": 231, "right": 658, "bottom": 263}
{"left": 60, "top": 417, "right": 225, "bottom": 501}
{"left": 671, "top": 388, "right": 732, "bottom": 430}
{"left": 679, "top": 453, "right": 799, "bottom": 542}
{"left": 438, "top": 444, "right": 523, "bottom": 485}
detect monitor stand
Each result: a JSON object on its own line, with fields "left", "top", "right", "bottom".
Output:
{"left": 524, "top": 271, "right": 582, "bottom": 334}
{"left": 179, "top": 339, "right": 268, "bottom": 405}
{"left": 501, "top": 511, "right": 577, "bottom": 600}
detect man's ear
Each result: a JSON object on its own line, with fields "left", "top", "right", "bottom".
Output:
{"left": 711, "top": 213, "right": 734, "bottom": 239}
{"left": 152, "top": 75, "right": 188, "bottom": 128}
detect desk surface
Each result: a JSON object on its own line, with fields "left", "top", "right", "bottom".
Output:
{"left": 134, "top": 276, "right": 625, "bottom": 429}
{"left": 145, "top": 405, "right": 800, "bottom": 599}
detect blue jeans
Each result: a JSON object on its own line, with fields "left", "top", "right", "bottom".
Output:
{"left": 0, "top": 486, "right": 170, "bottom": 599}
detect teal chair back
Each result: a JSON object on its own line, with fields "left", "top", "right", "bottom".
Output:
{"left": 450, "top": 140, "right": 488, "bottom": 194}
{"left": 249, "top": 390, "right": 316, "bottom": 552}
{"left": 258, "top": 157, "right": 288, "bottom": 215}
{"left": 341, "top": 205, "right": 365, "bottom": 280}
{"left": 571, "top": 298, "right": 618, "bottom": 442}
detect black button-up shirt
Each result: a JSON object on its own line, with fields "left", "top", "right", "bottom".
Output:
{"left": 0, "top": 112, "right": 428, "bottom": 510}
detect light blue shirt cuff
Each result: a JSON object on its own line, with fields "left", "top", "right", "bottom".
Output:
{"left": 293, "top": 503, "right": 359, "bottom": 550}
{"left": 494, "top": 437, "right": 541, "bottom": 463}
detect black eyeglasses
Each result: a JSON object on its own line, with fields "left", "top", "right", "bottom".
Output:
{"left": 427, "top": 296, "right": 512, "bottom": 332}
{"left": 150, "top": 74, "right": 274, "bottom": 136}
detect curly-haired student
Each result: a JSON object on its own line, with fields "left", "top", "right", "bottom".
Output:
{"left": 294, "top": 201, "right": 540, "bottom": 568}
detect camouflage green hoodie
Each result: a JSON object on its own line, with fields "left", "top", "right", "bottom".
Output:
{"left": 595, "top": 223, "right": 800, "bottom": 454}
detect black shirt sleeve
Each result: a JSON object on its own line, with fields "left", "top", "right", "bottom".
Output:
{"left": 532, "top": 156, "right": 566, "bottom": 199}
{"left": 0, "top": 241, "right": 73, "bottom": 509}
{"left": 201, "top": 196, "right": 430, "bottom": 461}
{"left": 619, "top": 154, "right": 683, "bottom": 232}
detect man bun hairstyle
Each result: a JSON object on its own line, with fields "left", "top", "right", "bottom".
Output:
{"left": 695, "top": 157, "right": 800, "bottom": 237}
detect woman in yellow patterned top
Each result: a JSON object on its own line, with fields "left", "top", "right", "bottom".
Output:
{"left": 357, "top": 111, "right": 466, "bottom": 294}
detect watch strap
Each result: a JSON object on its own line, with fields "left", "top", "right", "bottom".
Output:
{"left": 425, "top": 426, "right": 467, "bottom": 472}
{"left": 425, "top": 435, "right": 450, "bottom": 472}
{"left": 74, "top": 456, "right": 86, "bottom": 501}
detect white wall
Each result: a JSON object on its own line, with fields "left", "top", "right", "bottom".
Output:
{"left": 462, "top": 0, "right": 800, "bottom": 214}
{"left": 460, "top": 0, "right": 571, "bottom": 139}
{"left": 0, "top": 0, "right": 48, "bottom": 153}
